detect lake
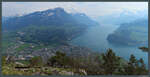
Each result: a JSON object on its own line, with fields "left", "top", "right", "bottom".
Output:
{"left": 70, "top": 23, "right": 148, "bottom": 67}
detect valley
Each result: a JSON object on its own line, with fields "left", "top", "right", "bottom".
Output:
{"left": 2, "top": 7, "right": 148, "bottom": 75}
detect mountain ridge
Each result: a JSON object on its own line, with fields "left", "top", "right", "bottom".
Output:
{"left": 107, "top": 18, "right": 148, "bottom": 46}
{"left": 3, "top": 7, "right": 99, "bottom": 31}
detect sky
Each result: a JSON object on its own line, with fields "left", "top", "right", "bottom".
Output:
{"left": 2, "top": 2, "right": 148, "bottom": 18}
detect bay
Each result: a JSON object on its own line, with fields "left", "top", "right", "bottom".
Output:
{"left": 70, "top": 24, "right": 148, "bottom": 67}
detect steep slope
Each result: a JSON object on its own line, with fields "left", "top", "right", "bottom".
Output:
{"left": 3, "top": 7, "right": 98, "bottom": 31}
{"left": 107, "top": 19, "right": 148, "bottom": 46}
{"left": 72, "top": 13, "right": 99, "bottom": 26}
{"left": 2, "top": 7, "right": 99, "bottom": 52}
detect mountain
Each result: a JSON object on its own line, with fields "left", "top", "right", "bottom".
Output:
{"left": 2, "top": 7, "right": 99, "bottom": 48}
{"left": 2, "top": 8, "right": 101, "bottom": 63}
{"left": 72, "top": 13, "right": 99, "bottom": 26}
{"left": 107, "top": 18, "right": 148, "bottom": 46}
{"left": 95, "top": 10, "right": 148, "bottom": 25}
{"left": 3, "top": 7, "right": 98, "bottom": 31}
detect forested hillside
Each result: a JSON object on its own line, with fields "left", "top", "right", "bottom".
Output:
{"left": 107, "top": 19, "right": 148, "bottom": 46}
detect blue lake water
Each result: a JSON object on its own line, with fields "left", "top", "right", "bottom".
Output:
{"left": 71, "top": 24, "right": 148, "bottom": 67}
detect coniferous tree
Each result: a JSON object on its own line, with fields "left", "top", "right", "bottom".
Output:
{"left": 102, "top": 48, "right": 120, "bottom": 75}
{"left": 124, "top": 54, "right": 148, "bottom": 75}
{"left": 124, "top": 54, "right": 137, "bottom": 75}
{"left": 136, "top": 58, "right": 148, "bottom": 75}
{"left": 139, "top": 58, "right": 145, "bottom": 69}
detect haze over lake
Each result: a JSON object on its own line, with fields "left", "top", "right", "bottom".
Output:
{"left": 3, "top": 2, "right": 148, "bottom": 67}
{"left": 70, "top": 23, "right": 148, "bottom": 67}
{"left": 2, "top": 2, "right": 148, "bottom": 75}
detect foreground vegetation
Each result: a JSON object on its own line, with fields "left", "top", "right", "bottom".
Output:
{"left": 2, "top": 49, "right": 148, "bottom": 75}
{"left": 2, "top": 7, "right": 148, "bottom": 76}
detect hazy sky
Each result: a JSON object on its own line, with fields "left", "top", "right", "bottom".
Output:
{"left": 2, "top": 2, "right": 148, "bottom": 18}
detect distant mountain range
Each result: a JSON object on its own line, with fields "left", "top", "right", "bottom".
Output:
{"left": 95, "top": 10, "right": 148, "bottom": 25}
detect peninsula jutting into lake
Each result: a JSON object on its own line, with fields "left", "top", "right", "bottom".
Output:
{"left": 2, "top": 2, "right": 148, "bottom": 75}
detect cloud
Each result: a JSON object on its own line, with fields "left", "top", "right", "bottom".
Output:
{"left": 2, "top": 2, "right": 148, "bottom": 18}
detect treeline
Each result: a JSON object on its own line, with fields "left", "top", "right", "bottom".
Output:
{"left": 2, "top": 49, "right": 148, "bottom": 75}
{"left": 45, "top": 49, "right": 148, "bottom": 75}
